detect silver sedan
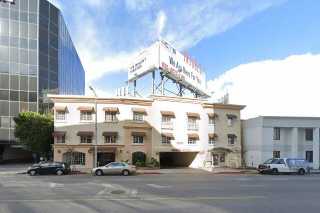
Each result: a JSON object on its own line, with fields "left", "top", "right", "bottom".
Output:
{"left": 92, "top": 162, "right": 136, "bottom": 176}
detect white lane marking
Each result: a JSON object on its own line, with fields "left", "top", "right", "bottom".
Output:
{"left": 49, "top": 182, "right": 64, "bottom": 188}
{"left": 267, "top": 178, "right": 290, "bottom": 181}
{"left": 239, "top": 184, "right": 265, "bottom": 187}
{"left": 147, "top": 184, "right": 171, "bottom": 189}
{"left": 97, "top": 184, "right": 115, "bottom": 195}
{"left": 130, "top": 189, "right": 138, "bottom": 197}
{"left": 0, "top": 195, "right": 265, "bottom": 203}
{"left": 234, "top": 178, "right": 252, "bottom": 181}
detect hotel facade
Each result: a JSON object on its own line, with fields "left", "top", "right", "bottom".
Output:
{"left": 49, "top": 95, "right": 245, "bottom": 171}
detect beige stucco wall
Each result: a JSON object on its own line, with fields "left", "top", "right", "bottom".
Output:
{"left": 213, "top": 108, "right": 242, "bottom": 168}
{"left": 51, "top": 95, "right": 245, "bottom": 170}
{"left": 53, "top": 145, "right": 93, "bottom": 172}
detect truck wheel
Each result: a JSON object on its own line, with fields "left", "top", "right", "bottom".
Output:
{"left": 298, "top": 169, "right": 305, "bottom": 175}
{"left": 272, "top": 168, "right": 278, "bottom": 174}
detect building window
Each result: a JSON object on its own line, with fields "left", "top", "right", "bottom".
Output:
{"left": 305, "top": 128, "right": 313, "bottom": 141}
{"left": 56, "top": 135, "right": 65, "bottom": 143}
{"left": 306, "top": 151, "right": 313, "bottom": 163}
{"left": 162, "top": 115, "right": 172, "bottom": 123}
{"left": 227, "top": 134, "right": 236, "bottom": 145}
{"left": 273, "top": 127, "right": 280, "bottom": 140}
{"left": 80, "top": 136, "right": 92, "bottom": 143}
{"left": 55, "top": 111, "right": 65, "bottom": 120}
{"left": 133, "top": 112, "right": 144, "bottom": 121}
{"left": 105, "top": 112, "right": 117, "bottom": 122}
{"left": 162, "top": 136, "right": 171, "bottom": 144}
{"left": 188, "top": 117, "right": 198, "bottom": 130}
{"left": 105, "top": 135, "right": 116, "bottom": 144}
{"left": 0, "top": 117, "right": 10, "bottom": 128}
{"left": 133, "top": 135, "right": 144, "bottom": 144}
{"left": 273, "top": 151, "right": 280, "bottom": 158}
{"left": 209, "top": 137, "right": 215, "bottom": 145}
{"left": 80, "top": 111, "right": 92, "bottom": 121}
{"left": 161, "top": 115, "right": 173, "bottom": 129}
{"left": 209, "top": 117, "right": 215, "bottom": 125}
{"left": 226, "top": 114, "right": 237, "bottom": 126}
{"left": 188, "top": 138, "right": 197, "bottom": 145}
{"left": 63, "top": 152, "right": 86, "bottom": 165}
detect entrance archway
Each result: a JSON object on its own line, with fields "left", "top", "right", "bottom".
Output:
{"left": 210, "top": 147, "right": 232, "bottom": 167}
{"left": 132, "top": 152, "right": 146, "bottom": 166}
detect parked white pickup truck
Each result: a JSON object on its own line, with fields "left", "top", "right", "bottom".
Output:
{"left": 257, "top": 158, "right": 312, "bottom": 175}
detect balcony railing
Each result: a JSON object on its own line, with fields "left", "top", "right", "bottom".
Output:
{"left": 188, "top": 123, "right": 199, "bottom": 131}
{"left": 161, "top": 122, "right": 173, "bottom": 129}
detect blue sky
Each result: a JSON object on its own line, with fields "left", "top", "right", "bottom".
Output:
{"left": 50, "top": 0, "right": 320, "bottom": 96}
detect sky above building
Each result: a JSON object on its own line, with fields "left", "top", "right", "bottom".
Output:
{"left": 50, "top": 0, "right": 320, "bottom": 118}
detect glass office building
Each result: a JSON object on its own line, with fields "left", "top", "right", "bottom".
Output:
{"left": 0, "top": 0, "right": 85, "bottom": 148}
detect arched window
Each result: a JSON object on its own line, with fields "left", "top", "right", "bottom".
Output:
{"left": 132, "top": 151, "right": 146, "bottom": 165}
{"left": 62, "top": 151, "right": 85, "bottom": 165}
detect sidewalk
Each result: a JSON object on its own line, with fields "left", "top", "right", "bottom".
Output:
{"left": 136, "top": 167, "right": 257, "bottom": 175}
{"left": 136, "top": 167, "right": 210, "bottom": 175}
{"left": 0, "top": 163, "right": 31, "bottom": 175}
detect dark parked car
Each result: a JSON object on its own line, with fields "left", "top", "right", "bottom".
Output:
{"left": 27, "top": 162, "right": 71, "bottom": 176}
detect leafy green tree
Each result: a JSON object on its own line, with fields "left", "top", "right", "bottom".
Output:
{"left": 14, "top": 112, "right": 54, "bottom": 156}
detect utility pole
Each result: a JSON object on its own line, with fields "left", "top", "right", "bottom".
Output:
{"left": 89, "top": 86, "right": 98, "bottom": 168}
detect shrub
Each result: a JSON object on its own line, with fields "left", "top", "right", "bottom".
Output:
{"left": 147, "top": 157, "right": 160, "bottom": 168}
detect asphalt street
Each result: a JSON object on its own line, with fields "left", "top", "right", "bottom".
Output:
{"left": 0, "top": 172, "right": 319, "bottom": 213}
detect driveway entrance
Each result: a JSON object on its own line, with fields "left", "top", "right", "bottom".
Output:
{"left": 159, "top": 152, "right": 198, "bottom": 168}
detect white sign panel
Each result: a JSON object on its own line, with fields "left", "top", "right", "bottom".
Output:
{"left": 0, "top": 0, "right": 15, "bottom": 4}
{"left": 158, "top": 40, "right": 206, "bottom": 94}
{"left": 128, "top": 40, "right": 208, "bottom": 96}
{"left": 128, "top": 42, "right": 159, "bottom": 81}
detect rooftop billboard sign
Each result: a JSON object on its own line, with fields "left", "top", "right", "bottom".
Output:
{"left": 0, "top": 0, "right": 15, "bottom": 4}
{"left": 128, "top": 40, "right": 208, "bottom": 96}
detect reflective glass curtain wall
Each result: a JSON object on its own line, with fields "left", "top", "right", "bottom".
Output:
{"left": 0, "top": 0, "right": 85, "bottom": 143}
{"left": 0, "top": 0, "right": 38, "bottom": 142}
{"left": 38, "top": 0, "right": 85, "bottom": 113}
{"left": 58, "top": 15, "right": 85, "bottom": 96}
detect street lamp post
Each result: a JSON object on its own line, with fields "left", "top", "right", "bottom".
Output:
{"left": 89, "top": 86, "right": 98, "bottom": 168}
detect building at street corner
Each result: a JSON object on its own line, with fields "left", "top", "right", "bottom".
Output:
{"left": 242, "top": 116, "right": 320, "bottom": 169}
{"left": 0, "top": 0, "right": 85, "bottom": 162}
{"left": 49, "top": 94, "right": 245, "bottom": 171}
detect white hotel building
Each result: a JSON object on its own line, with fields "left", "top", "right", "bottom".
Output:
{"left": 49, "top": 95, "right": 245, "bottom": 171}
{"left": 243, "top": 116, "right": 320, "bottom": 169}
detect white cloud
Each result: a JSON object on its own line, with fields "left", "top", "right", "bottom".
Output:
{"left": 84, "top": 50, "right": 140, "bottom": 82}
{"left": 208, "top": 54, "right": 320, "bottom": 119}
{"left": 156, "top": 10, "right": 167, "bottom": 39}
{"left": 163, "top": 0, "right": 286, "bottom": 50}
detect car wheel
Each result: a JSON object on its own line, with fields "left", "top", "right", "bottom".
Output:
{"left": 56, "top": 170, "right": 63, "bottom": 176}
{"left": 272, "top": 168, "right": 278, "bottom": 174}
{"left": 29, "top": 170, "right": 37, "bottom": 176}
{"left": 122, "top": 170, "right": 129, "bottom": 176}
{"left": 95, "top": 170, "right": 103, "bottom": 176}
{"left": 298, "top": 168, "right": 305, "bottom": 175}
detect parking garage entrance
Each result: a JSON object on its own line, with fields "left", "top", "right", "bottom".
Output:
{"left": 159, "top": 152, "right": 198, "bottom": 168}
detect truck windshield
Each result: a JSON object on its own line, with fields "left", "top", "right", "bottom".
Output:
{"left": 264, "top": 158, "right": 278, "bottom": 164}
